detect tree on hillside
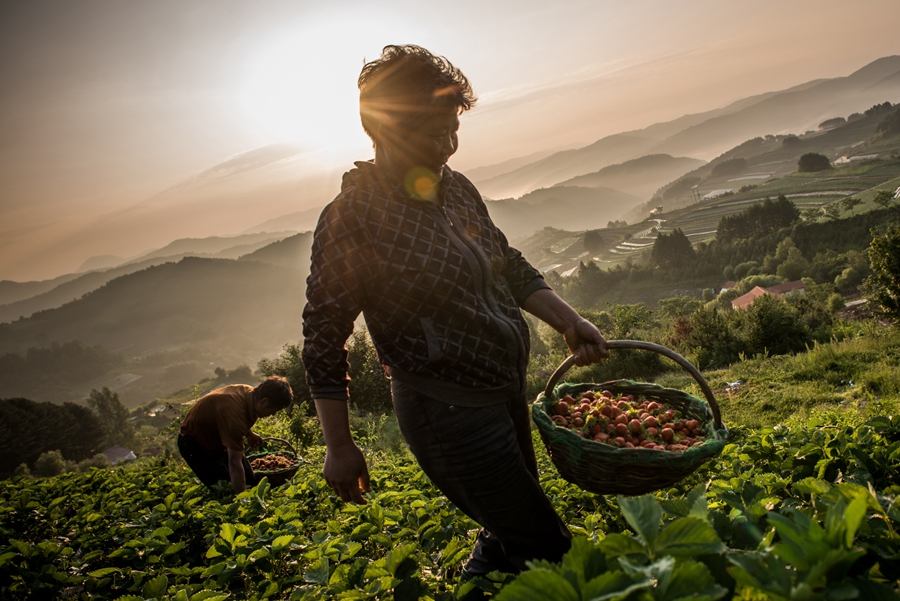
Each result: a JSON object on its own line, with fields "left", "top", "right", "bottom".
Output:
{"left": 0, "top": 398, "right": 106, "bottom": 476}
{"left": 717, "top": 194, "right": 800, "bottom": 241}
{"left": 651, "top": 228, "right": 695, "bottom": 269}
{"left": 876, "top": 106, "right": 900, "bottom": 137}
{"left": 798, "top": 153, "right": 831, "bottom": 173}
{"left": 743, "top": 294, "right": 810, "bottom": 356}
{"left": 782, "top": 135, "right": 802, "bottom": 149}
{"left": 87, "top": 387, "right": 134, "bottom": 448}
{"left": 865, "top": 101, "right": 893, "bottom": 118}
{"left": 822, "top": 204, "right": 842, "bottom": 220}
{"left": 819, "top": 117, "right": 846, "bottom": 129}
{"left": 583, "top": 230, "right": 604, "bottom": 254}
{"left": 874, "top": 190, "right": 895, "bottom": 209}
{"left": 686, "top": 306, "right": 742, "bottom": 369}
{"left": 861, "top": 222, "right": 900, "bottom": 321}
{"left": 841, "top": 197, "right": 863, "bottom": 216}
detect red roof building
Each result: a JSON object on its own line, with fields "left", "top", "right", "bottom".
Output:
{"left": 731, "top": 280, "right": 806, "bottom": 310}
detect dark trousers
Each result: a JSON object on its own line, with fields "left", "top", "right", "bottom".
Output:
{"left": 177, "top": 433, "right": 256, "bottom": 489}
{"left": 390, "top": 379, "right": 572, "bottom": 575}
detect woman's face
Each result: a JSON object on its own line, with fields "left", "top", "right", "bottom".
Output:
{"left": 381, "top": 109, "right": 459, "bottom": 176}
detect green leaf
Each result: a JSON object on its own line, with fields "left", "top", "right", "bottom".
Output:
{"left": 142, "top": 574, "right": 168, "bottom": 599}
{"left": 304, "top": 557, "right": 330, "bottom": 585}
{"left": 792, "top": 478, "right": 832, "bottom": 496}
{"left": 220, "top": 523, "right": 237, "bottom": 544}
{"left": 662, "top": 559, "right": 728, "bottom": 601}
{"left": 582, "top": 571, "right": 653, "bottom": 601}
{"left": 597, "top": 533, "right": 647, "bottom": 558}
{"left": 149, "top": 526, "right": 174, "bottom": 539}
{"left": 164, "top": 541, "right": 185, "bottom": 555}
{"left": 260, "top": 581, "right": 279, "bottom": 599}
{"left": 656, "top": 517, "right": 725, "bottom": 557}
{"left": 493, "top": 569, "right": 580, "bottom": 601}
{"left": 190, "top": 592, "right": 231, "bottom": 601}
{"left": 559, "top": 537, "right": 609, "bottom": 582}
{"left": 841, "top": 495, "right": 868, "bottom": 548}
{"left": 617, "top": 494, "right": 662, "bottom": 551}
{"left": 87, "top": 567, "right": 120, "bottom": 578}
{"left": 272, "top": 534, "right": 296, "bottom": 553}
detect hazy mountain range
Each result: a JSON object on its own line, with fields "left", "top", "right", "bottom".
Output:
{"left": 473, "top": 55, "right": 900, "bottom": 199}
{"left": 2, "top": 55, "right": 899, "bottom": 405}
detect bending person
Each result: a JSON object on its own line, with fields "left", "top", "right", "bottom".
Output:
{"left": 177, "top": 375, "right": 293, "bottom": 493}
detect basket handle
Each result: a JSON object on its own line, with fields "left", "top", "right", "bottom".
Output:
{"left": 543, "top": 340, "right": 723, "bottom": 430}
{"left": 258, "top": 437, "right": 297, "bottom": 453}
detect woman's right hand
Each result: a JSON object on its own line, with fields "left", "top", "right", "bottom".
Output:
{"left": 322, "top": 441, "right": 371, "bottom": 504}
{"left": 314, "top": 397, "right": 372, "bottom": 504}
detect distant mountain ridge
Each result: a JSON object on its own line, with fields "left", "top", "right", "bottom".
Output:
{"left": 239, "top": 232, "right": 314, "bottom": 274}
{"left": 0, "top": 257, "right": 305, "bottom": 357}
{"left": 553, "top": 154, "right": 706, "bottom": 199}
{"left": 486, "top": 186, "right": 641, "bottom": 241}
{"left": 474, "top": 56, "right": 900, "bottom": 200}
{"left": 0, "top": 232, "right": 294, "bottom": 323}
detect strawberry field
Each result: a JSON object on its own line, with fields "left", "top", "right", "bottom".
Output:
{"left": 4, "top": 406, "right": 900, "bottom": 600}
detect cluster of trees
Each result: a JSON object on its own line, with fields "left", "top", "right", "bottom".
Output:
{"left": 865, "top": 101, "right": 894, "bottom": 118}
{"left": 819, "top": 117, "right": 846, "bottom": 129}
{"left": 711, "top": 157, "right": 747, "bottom": 178}
{"left": 877, "top": 106, "right": 900, "bottom": 137}
{"left": 0, "top": 387, "right": 133, "bottom": 478}
{"left": 259, "top": 329, "right": 392, "bottom": 419}
{"left": 862, "top": 222, "right": 900, "bottom": 322}
{"left": 650, "top": 229, "right": 695, "bottom": 269}
{"left": 798, "top": 153, "right": 831, "bottom": 172}
{"left": 716, "top": 194, "right": 800, "bottom": 241}
{"left": 0, "top": 340, "right": 123, "bottom": 395}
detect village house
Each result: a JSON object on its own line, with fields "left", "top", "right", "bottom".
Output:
{"left": 732, "top": 279, "right": 806, "bottom": 310}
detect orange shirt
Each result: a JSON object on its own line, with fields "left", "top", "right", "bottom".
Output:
{"left": 179, "top": 384, "right": 256, "bottom": 453}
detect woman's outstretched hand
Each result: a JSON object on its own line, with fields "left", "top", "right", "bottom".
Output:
{"left": 563, "top": 318, "right": 610, "bottom": 366}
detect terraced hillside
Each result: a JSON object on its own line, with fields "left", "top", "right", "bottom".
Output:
{"left": 516, "top": 108, "right": 900, "bottom": 277}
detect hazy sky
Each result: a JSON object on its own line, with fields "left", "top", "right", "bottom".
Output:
{"left": 2, "top": 0, "right": 899, "bottom": 281}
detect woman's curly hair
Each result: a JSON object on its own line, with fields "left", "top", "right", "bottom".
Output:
{"left": 358, "top": 45, "right": 477, "bottom": 143}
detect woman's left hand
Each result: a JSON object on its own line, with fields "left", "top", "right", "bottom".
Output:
{"left": 563, "top": 318, "right": 610, "bottom": 366}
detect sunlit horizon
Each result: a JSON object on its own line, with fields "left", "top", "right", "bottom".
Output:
{"left": 2, "top": 0, "right": 899, "bottom": 282}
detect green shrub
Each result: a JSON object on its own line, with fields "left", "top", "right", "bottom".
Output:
{"left": 33, "top": 450, "right": 67, "bottom": 478}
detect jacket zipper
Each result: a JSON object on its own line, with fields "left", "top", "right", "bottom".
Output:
{"left": 431, "top": 201, "right": 527, "bottom": 387}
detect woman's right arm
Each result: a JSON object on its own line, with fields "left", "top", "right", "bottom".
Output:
{"left": 303, "top": 200, "right": 374, "bottom": 504}
{"left": 314, "top": 397, "right": 371, "bottom": 504}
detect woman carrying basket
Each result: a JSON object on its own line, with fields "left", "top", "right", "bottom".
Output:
{"left": 301, "top": 44, "right": 609, "bottom": 580}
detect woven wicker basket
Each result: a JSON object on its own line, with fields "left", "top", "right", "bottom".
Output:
{"left": 246, "top": 437, "right": 302, "bottom": 487}
{"left": 532, "top": 340, "right": 728, "bottom": 496}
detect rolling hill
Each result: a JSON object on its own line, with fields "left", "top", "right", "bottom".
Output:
{"left": 0, "top": 232, "right": 294, "bottom": 324}
{"left": 238, "top": 231, "right": 314, "bottom": 274}
{"left": 0, "top": 257, "right": 306, "bottom": 358}
{"left": 474, "top": 134, "right": 658, "bottom": 199}
{"left": 486, "top": 186, "right": 642, "bottom": 241}
{"left": 648, "top": 56, "right": 900, "bottom": 160}
{"left": 473, "top": 56, "right": 900, "bottom": 201}
{"left": 553, "top": 154, "right": 706, "bottom": 199}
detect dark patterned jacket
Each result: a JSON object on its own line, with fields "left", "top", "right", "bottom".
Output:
{"left": 301, "top": 161, "right": 549, "bottom": 406}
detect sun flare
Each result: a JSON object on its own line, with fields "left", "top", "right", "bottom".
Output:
{"left": 238, "top": 17, "right": 416, "bottom": 152}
